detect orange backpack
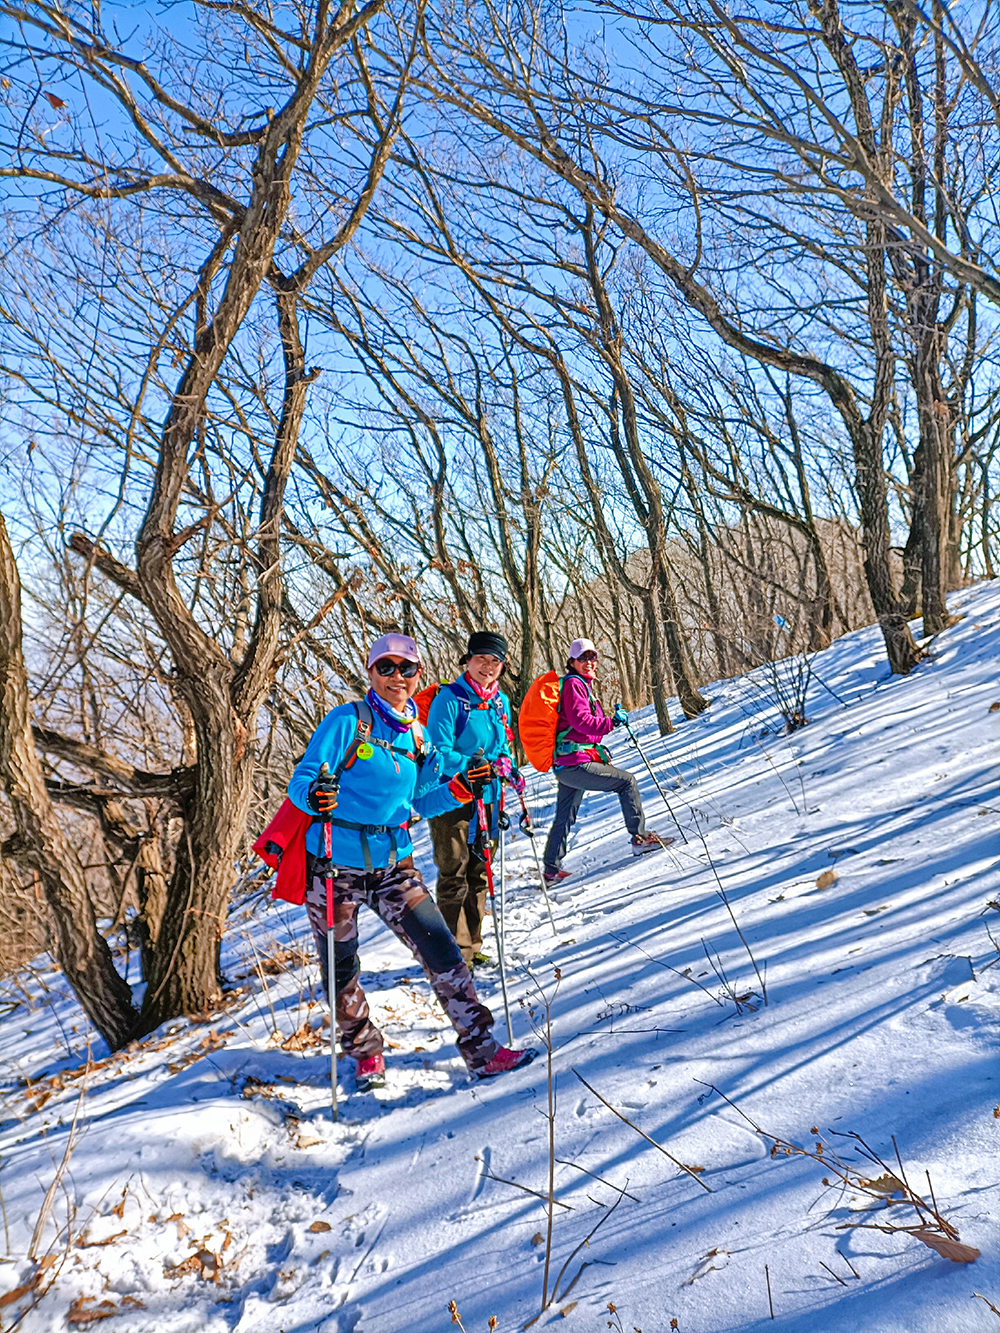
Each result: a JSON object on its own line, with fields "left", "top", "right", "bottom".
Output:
{"left": 413, "top": 681, "right": 446, "bottom": 725}
{"left": 517, "top": 670, "right": 562, "bottom": 772}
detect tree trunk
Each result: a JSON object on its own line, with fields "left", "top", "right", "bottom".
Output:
{"left": 656, "top": 560, "right": 708, "bottom": 718}
{"left": 139, "top": 669, "right": 254, "bottom": 1030}
{"left": 643, "top": 591, "right": 674, "bottom": 734}
{"left": 0, "top": 510, "right": 138, "bottom": 1048}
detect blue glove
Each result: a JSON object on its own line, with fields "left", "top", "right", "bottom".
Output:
{"left": 612, "top": 705, "right": 629, "bottom": 728}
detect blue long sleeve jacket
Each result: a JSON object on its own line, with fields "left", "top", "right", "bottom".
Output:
{"left": 425, "top": 676, "right": 513, "bottom": 809}
{"left": 288, "top": 702, "right": 461, "bottom": 867}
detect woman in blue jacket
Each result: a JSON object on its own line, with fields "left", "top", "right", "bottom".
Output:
{"left": 287, "top": 633, "right": 534, "bottom": 1089}
{"left": 425, "top": 631, "right": 524, "bottom": 968}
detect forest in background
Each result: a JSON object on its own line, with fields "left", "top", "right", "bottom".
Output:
{"left": 0, "top": 0, "right": 998, "bottom": 1044}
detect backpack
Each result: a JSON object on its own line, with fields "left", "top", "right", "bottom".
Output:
{"left": 517, "top": 670, "right": 562, "bottom": 771}
{"left": 415, "top": 679, "right": 511, "bottom": 743}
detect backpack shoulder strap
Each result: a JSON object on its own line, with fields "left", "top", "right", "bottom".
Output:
{"left": 410, "top": 717, "right": 428, "bottom": 763}
{"left": 444, "top": 678, "right": 474, "bottom": 739}
{"left": 334, "top": 701, "right": 374, "bottom": 781}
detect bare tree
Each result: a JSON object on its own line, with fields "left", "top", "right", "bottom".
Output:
{"left": 0, "top": 0, "right": 408, "bottom": 1038}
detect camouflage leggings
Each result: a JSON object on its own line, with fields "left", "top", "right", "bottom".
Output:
{"left": 304, "top": 856, "right": 498, "bottom": 1071}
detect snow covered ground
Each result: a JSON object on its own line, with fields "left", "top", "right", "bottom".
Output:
{"left": 2, "top": 582, "right": 999, "bottom": 1333}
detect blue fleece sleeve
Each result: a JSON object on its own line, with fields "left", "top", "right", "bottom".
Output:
{"left": 425, "top": 688, "right": 465, "bottom": 777}
{"left": 411, "top": 744, "right": 464, "bottom": 819}
{"left": 287, "top": 708, "right": 357, "bottom": 815}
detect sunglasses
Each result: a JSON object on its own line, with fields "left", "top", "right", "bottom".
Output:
{"left": 373, "top": 658, "right": 420, "bottom": 678}
{"left": 578, "top": 651, "right": 598, "bottom": 662}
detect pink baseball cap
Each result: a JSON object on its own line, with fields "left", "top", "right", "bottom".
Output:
{"left": 366, "top": 633, "right": 422, "bottom": 668}
{"left": 568, "top": 637, "right": 597, "bottom": 659}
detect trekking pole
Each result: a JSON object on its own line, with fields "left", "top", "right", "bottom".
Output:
{"left": 471, "top": 754, "right": 514, "bottom": 1047}
{"left": 516, "top": 791, "right": 557, "bottom": 936}
{"left": 318, "top": 762, "right": 338, "bottom": 1124}
{"left": 624, "top": 722, "right": 688, "bottom": 845}
{"left": 497, "top": 794, "right": 507, "bottom": 962}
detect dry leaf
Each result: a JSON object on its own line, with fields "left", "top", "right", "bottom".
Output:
{"left": 67, "top": 1298, "right": 118, "bottom": 1325}
{"left": 77, "top": 1230, "right": 126, "bottom": 1248}
{"left": 863, "top": 906, "right": 889, "bottom": 916}
{"left": 912, "top": 1229, "right": 979, "bottom": 1263}
{"left": 862, "top": 1173, "right": 905, "bottom": 1196}
{"left": 281, "top": 1022, "right": 323, "bottom": 1052}
{"left": 989, "top": 702, "right": 1000, "bottom": 713}
{"left": 43, "top": 91, "right": 66, "bottom": 109}
{"left": 816, "top": 869, "right": 837, "bottom": 890}
{"left": 530, "top": 1232, "right": 544, "bottom": 1246}
{"left": 308, "top": 1221, "right": 331, "bottom": 1233}
{"left": 993, "top": 1106, "right": 1000, "bottom": 1119}
{"left": 0, "top": 1277, "right": 39, "bottom": 1308}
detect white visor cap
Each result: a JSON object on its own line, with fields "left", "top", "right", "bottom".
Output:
{"left": 366, "top": 633, "right": 421, "bottom": 669}
{"left": 568, "top": 638, "right": 598, "bottom": 659}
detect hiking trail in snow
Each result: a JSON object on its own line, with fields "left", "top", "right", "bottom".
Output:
{"left": 1, "top": 583, "right": 999, "bottom": 1332}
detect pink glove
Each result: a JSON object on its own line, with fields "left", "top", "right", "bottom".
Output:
{"left": 494, "top": 756, "right": 526, "bottom": 795}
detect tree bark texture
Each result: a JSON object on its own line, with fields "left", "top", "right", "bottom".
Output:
{"left": 0, "top": 510, "right": 138, "bottom": 1048}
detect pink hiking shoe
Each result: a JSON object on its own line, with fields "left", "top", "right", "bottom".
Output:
{"left": 631, "top": 831, "right": 674, "bottom": 856}
{"left": 543, "top": 868, "right": 571, "bottom": 885}
{"left": 355, "top": 1052, "right": 386, "bottom": 1090}
{"left": 476, "top": 1046, "right": 539, "bottom": 1079}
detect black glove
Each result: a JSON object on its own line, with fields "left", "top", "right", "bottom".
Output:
{"left": 462, "top": 753, "right": 494, "bottom": 795}
{"left": 307, "top": 766, "right": 338, "bottom": 816}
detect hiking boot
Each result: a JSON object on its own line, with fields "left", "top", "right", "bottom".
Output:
{"left": 470, "top": 951, "right": 496, "bottom": 970}
{"left": 543, "top": 868, "right": 571, "bottom": 885}
{"left": 476, "top": 1046, "right": 539, "bottom": 1079}
{"left": 631, "top": 832, "right": 674, "bottom": 856}
{"left": 355, "top": 1052, "right": 386, "bottom": 1090}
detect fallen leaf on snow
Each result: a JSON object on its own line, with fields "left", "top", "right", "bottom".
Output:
{"left": 912, "top": 1230, "right": 979, "bottom": 1263}
{"left": 988, "top": 702, "right": 999, "bottom": 713}
{"left": 816, "top": 870, "right": 837, "bottom": 890}
{"left": 861, "top": 1174, "right": 904, "bottom": 1196}
{"left": 0, "top": 1277, "right": 39, "bottom": 1307}
{"left": 77, "top": 1230, "right": 127, "bottom": 1248}
{"left": 308, "top": 1221, "right": 332, "bottom": 1233}
{"left": 281, "top": 1022, "right": 323, "bottom": 1052}
{"left": 530, "top": 1232, "right": 544, "bottom": 1246}
{"left": 67, "top": 1298, "right": 118, "bottom": 1325}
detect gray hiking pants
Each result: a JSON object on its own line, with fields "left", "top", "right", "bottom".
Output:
{"left": 543, "top": 761, "right": 645, "bottom": 873}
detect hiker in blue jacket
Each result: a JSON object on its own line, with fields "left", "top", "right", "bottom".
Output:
{"left": 425, "top": 631, "right": 525, "bottom": 968}
{"left": 287, "top": 632, "right": 534, "bottom": 1089}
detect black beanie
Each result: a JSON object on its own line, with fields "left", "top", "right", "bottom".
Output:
{"left": 466, "top": 630, "right": 508, "bottom": 662}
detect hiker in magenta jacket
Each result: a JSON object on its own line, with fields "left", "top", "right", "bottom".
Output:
{"left": 287, "top": 632, "right": 535, "bottom": 1090}
{"left": 542, "top": 637, "right": 671, "bottom": 883}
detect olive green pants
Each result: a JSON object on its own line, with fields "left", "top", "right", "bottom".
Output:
{"left": 429, "top": 802, "right": 496, "bottom": 964}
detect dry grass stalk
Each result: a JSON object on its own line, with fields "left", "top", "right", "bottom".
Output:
{"left": 572, "top": 1070, "right": 712, "bottom": 1193}
{"left": 765, "top": 1263, "right": 774, "bottom": 1318}
{"left": 973, "top": 1293, "right": 1000, "bottom": 1319}
{"left": 447, "top": 1299, "right": 498, "bottom": 1330}
{"left": 244, "top": 930, "right": 280, "bottom": 1039}
{"left": 700, "top": 1083, "right": 978, "bottom": 1263}
{"left": 29, "top": 1086, "right": 84, "bottom": 1260}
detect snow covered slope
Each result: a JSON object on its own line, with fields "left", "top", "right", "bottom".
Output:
{"left": 1, "top": 583, "right": 999, "bottom": 1333}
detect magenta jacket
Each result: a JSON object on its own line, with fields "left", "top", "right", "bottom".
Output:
{"left": 554, "top": 672, "right": 615, "bottom": 767}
